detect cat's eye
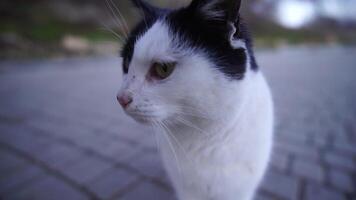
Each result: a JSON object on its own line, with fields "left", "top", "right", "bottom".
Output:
{"left": 151, "top": 62, "right": 176, "bottom": 80}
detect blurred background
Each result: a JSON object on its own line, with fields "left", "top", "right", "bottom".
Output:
{"left": 0, "top": 0, "right": 356, "bottom": 200}
{"left": 1, "top": 0, "right": 356, "bottom": 59}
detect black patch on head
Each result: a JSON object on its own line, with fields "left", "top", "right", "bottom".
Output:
{"left": 121, "top": 0, "right": 258, "bottom": 78}
{"left": 121, "top": 0, "right": 169, "bottom": 74}
{"left": 165, "top": 6, "right": 258, "bottom": 80}
{"left": 121, "top": 16, "right": 157, "bottom": 74}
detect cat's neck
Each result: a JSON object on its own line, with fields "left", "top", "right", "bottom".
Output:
{"left": 156, "top": 71, "right": 272, "bottom": 166}
{"left": 164, "top": 72, "right": 260, "bottom": 149}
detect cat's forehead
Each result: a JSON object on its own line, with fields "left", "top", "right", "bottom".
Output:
{"left": 133, "top": 21, "right": 173, "bottom": 64}
{"left": 121, "top": 16, "right": 175, "bottom": 72}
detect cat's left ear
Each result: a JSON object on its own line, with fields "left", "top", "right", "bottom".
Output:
{"left": 189, "top": 0, "right": 243, "bottom": 47}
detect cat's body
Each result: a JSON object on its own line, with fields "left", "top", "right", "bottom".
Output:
{"left": 159, "top": 71, "right": 273, "bottom": 200}
{"left": 117, "top": 0, "right": 274, "bottom": 199}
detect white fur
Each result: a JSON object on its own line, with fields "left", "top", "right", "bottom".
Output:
{"left": 118, "top": 21, "right": 274, "bottom": 200}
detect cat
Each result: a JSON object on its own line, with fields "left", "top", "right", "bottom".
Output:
{"left": 116, "top": 0, "right": 274, "bottom": 199}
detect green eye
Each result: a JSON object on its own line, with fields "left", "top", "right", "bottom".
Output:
{"left": 152, "top": 62, "right": 176, "bottom": 79}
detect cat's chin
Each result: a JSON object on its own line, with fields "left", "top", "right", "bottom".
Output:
{"left": 126, "top": 112, "right": 162, "bottom": 125}
{"left": 132, "top": 117, "right": 153, "bottom": 125}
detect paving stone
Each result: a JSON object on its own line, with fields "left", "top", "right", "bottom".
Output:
{"left": 278, "top": 132, "right": 309, "bottom": 146}
{"left": 274, "top": 141, "right": 320, "bottom": 161}
{"left": 111, "top": 122, "right": 155, "bottom": 147}
{"left": 60, "top": 156, "right": 113, "bottom": 184}
{"left": 324, "top": 152, "right": 355, "bottom": 171}
{"left": 0, "top": 149, "right": 27, "bottom": 178}
{"left": 333, "top": 139, "right": 356, "bottom": 156}
{"left": 270, "top": 151, "right": 289, "bottom": 172}
{"left": 87, "top": 167, "right": 139, "bottom": 199}
{"left": 5, "top": 176, "right": 89, "bottom": 200}
{"left": 254, "top": 193, "right": 275, "bottom": 200}
{"left": 2, "top": 48, "right": 356, "bottom": 200}
{"left": 136, "top": 131, "right": 157, "bottom": 149}
{"left": 305, "top": 183, "right": 346, "bottom": 200}
{"left": 292, "top": 158, "right": 324, "bottom": 183}
{"left": 0, "top": 164, "right": 44, "bottom": 194}
{"left": 260, "top": 170, "right": 299, "bottom": 200}
{"left": 328, "top": 169, "right": 354, "bottom": 193}
{"left": 118, "top": 181, "right": 175, "bottom": 200}
{"left": 128, "top": 151, "right": 167, "bottom": 179}
{"left": 92, "top": 139, "right": 141, "bottom": 163}
{"left": 32, "top": 143, "right": 86, "bottom": 169}
{"left": 313, "top": 134, "right": 330, "bottom": 148}
{"left": 73, "top": 133, "right": 111, "bottom": 151}
{"left": 25, "top": 116, "right": 85, "bottom": 139}
{"left": 25, "top": 116, "right": 99, "bottom": 148}
{"left": 0, "top": 124, "right": 52, "bottom": 155}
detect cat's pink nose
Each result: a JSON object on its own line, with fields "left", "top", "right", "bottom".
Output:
{"left": 117, "top": 94, "right": 133, "bottom": 109}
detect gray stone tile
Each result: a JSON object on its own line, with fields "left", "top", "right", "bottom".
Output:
{"left": 328, "top": 169, "right": 354, "bottom": 193}
{"left": 313, "top": 134, "right": 330, "bottom": 148}
{"left": 118, "top": 181, "right": 175, "bottom": 200}
{"left": 2, "top": 48, "right": 356, "bottom": 200}
{"left": 0, "top": 124, "right": 52, "bottom": 155}
{"left": 0, "top": 149, "right": 27, "bottom": 178}
{"left": 305, "top": 183, "right": 346, "bottom": 200}
{"left": 292, "top": 158, "right": 324, "bottom": 183}
{"left": 324, "top": 152, "right": 355, "bottom": 171}
{"left": 278, "top": 132, "right": 309, "bottom": 146}
{"left": 33, "top": 143, "right": 86, "bottom": 169}
{"left": 333, "top": 139, "right": 356, "bottom": 156}
{"left": 260, "top": 170, "right": 299, "bottom": 200}
{"left": 111, "top": 122, "right": 155, "bottom": 148}
{"left": 0, "top": 164, "right": 44, "bottom": 194}
{"left": 87, "top": 167, "right": 139, "bottom": 199}
{"left": 96, "top": 142, "right": 141, "bottom": 163}
{"left": 128, "top": 151, "right": 167, "bottom": 179}
{"left": 60, "top": 156, "right": 113, "bottom": 184}
{"left": 5, "top": 176, "right": 89, "bottom": 200}
{"left": 274, "top": 141, "right": 320, "bottom": 161}
{"left": 270, "top": 151, "right": 289, "bottom": 172}
{"left": 254, "top": 192, "right": 275, "bottom": 200}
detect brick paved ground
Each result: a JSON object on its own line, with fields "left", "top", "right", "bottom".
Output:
{"left": 0, "top": 47, "right": 355, "bottom": 200}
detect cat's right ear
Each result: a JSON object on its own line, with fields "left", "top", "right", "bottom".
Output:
{"left": 188, "top": 0, "right": 243, "bottom": 48}
{"left": 188, "top": 0, "right": 242, "bottom": 20}
{"left": 130, "top": 0, "right": 159, "bottom": 17}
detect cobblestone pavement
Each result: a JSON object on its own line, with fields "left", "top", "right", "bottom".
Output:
{"left": 0, "top": 47, "right": 356, "bottom": 200}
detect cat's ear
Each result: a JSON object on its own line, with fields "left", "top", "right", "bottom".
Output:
{"left": 130, "top": 0, "right": 160, "bottom": 18}
{"left": 189, "top": 0, "right": 241, "bottom": 20}
{"left": 189, "top": 0, "right": 243, "bottom": 47}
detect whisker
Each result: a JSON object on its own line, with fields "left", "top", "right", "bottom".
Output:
{"left": 108, "top": 0, "right": 130, "bottom": 39}
{"left": 175, "top": 116, "right": 209, "bottom": 136}
{"left": 136, "top": 92, "right": 213, "bottom": 121}
{"left": 168, "top": 105, "right": 212, "bottom": 120}
{"left": 150, "top": 121, "right": 162, "bottom": 153}
{"left": 162, "top": 121, "right": 191, "bottom": 159}
{"left": 97, "top": 26, "right": 124, "bottom": 42}
{"left": 155, "top": 121, "right": 183, "bottom": 179}
{"left": 104, "top": 0, "right": 129, "bottom": 39}
{"left": 134, "top": 0, "right": 148, "bottom": 28}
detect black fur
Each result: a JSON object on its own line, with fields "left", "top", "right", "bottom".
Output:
{"left": 121, "top": 0, "right": 258, "bottom": 79}
{"left": 121, "top": 17, "right": 157, "bottom": 74}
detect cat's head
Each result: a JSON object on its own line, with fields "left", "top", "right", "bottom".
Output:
{"left": 117, "top": 0, "right": 258, "bottom": 125}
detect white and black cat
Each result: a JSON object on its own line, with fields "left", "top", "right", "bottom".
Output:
{"left": 117, "top": 0, "right": 274, "bottom": 199}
